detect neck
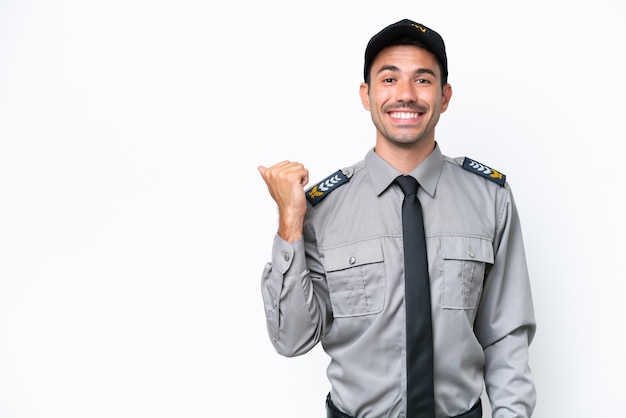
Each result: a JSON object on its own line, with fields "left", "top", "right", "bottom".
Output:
{"left": 374, "top": 139, "right": 436, "bottom": 174}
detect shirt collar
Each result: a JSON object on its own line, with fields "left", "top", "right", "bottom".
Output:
{"left": 365, "top": 142, "right": 444, "bottom": 198}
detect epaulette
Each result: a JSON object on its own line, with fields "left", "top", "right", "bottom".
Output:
{"left": 461, "top": 157, "right": 506, "bottom": 187}
{"left": 305, "top": 169, "right": 351, "bottom": 206}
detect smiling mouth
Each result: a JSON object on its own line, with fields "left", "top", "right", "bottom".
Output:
{"left": 389, "top": 111, "right": 420, "bottom": 119}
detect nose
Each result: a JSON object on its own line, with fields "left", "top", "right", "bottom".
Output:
{"left": 395, "top": 79, "right": 417, "bottom": 103}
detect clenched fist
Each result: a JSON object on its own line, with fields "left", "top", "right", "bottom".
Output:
{"left": 258, "top": 161, "right": 309, "bottom": 242}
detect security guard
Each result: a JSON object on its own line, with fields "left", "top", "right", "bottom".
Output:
{"left": 258, "top": 19, "right": 536, "bottom": 418}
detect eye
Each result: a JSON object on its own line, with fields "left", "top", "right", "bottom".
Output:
{"left": 415, "top": 78, "right": 430, "bottom": 84}
{"left": 383, "top": 77, "right": 395, "bottom": 83}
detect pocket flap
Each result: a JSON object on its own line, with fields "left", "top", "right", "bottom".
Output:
{"left": 441, "top": 236, "right": 494, "bottom": 263}
{"left": 324, "top": 240, "right": 384, "bottom": 272}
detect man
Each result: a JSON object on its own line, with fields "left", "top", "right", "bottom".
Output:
{"left": 258, "top": 19, "right": 536, "bottom": 418}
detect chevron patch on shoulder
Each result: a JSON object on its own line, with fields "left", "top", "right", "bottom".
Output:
{"left": 305, "top": 170, "right": 350, "bottom": 206}
{"left": 462, "top": 157, "right": 506, "bottom": 186}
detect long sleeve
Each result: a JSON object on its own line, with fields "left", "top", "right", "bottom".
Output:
{"left": 260, "top": 230, "right": 332, "bottom": 357}
{"left": 474, "top": 188, "right": 537, "bottom": 417}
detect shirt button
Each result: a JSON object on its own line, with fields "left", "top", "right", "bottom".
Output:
{"left": 349, "top": 256, "right": 356, "bottom": 265}
{"left": 282, "top": 251, "right": 290, "bottom": 261}
{"left": 468, "top": 250, "right": 475, "bottom": 258}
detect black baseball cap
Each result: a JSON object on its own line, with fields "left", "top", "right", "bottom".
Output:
{"left": 364, "top": 19, "right": 448, "bottom": 82}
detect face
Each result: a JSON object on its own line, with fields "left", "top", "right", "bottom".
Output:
{"left": 360, "top": 45, "right": 452, "bottom": 151}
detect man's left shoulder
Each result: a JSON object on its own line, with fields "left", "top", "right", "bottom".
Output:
{"left": 449, "top": 156, "right": 507, "bottom": 187}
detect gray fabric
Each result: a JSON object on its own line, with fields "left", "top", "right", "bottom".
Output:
{"left": 261, "top": 144, "right": 536, "bottom": 417}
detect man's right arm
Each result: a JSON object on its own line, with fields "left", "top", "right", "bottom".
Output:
{"left": 258, "top": 161, "right": 331, "bottom": 357}
{"left": 261, "top": 233, "right": 330, "bottom": 356}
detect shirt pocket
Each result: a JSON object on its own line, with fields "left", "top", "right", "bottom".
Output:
{"left": 441, "top": 236, "right": 494, "bottom": 310}
{"left": 323, "top": 239, "right": 385, "bottom": 318}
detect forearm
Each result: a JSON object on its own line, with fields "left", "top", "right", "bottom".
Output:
{"left": 260, "top": 235, "right": 326, "bottom": 357}
{"left": 484, "top": 327, "right": 536, "bottom": 417}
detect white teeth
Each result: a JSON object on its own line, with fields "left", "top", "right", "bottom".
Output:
{"left": 390, "top": 112, "right": 418, "bottom": 119}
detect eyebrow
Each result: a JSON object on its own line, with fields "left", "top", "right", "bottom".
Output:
{"left": 376, "top": 65, "right": 436, "bottom": 78}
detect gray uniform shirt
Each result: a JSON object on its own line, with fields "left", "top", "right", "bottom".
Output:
{"left": 261, "top": 144, "right": 536, "bottom": 418}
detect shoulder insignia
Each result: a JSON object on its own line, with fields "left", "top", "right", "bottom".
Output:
{"left": 461, "top": 157, "right": 506, "bottom": 186}
{"left": 305, "top": 169, "right": 350, "bottom": 206}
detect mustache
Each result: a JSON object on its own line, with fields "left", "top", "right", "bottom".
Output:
{"left": 383, "top": 102, "right": 428, "bottom": 113}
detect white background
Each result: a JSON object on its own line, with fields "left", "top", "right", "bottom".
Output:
{"left": 1, "top": 0, "right": 624, "bottom": 417}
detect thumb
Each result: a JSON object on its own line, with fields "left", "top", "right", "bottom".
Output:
{"left": 257, "top": 165, "right": 267, "bottom": 176}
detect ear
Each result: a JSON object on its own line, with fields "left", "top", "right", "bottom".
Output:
{"left": 440, "top": 83, "right": 453, "bottom": 113}
{"left": 359, "top": 82, "right": 370, "bottom": 111}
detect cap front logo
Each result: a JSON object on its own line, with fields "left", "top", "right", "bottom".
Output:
{"left": 410, "top": 23, "right": 427, "bottom": 33}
